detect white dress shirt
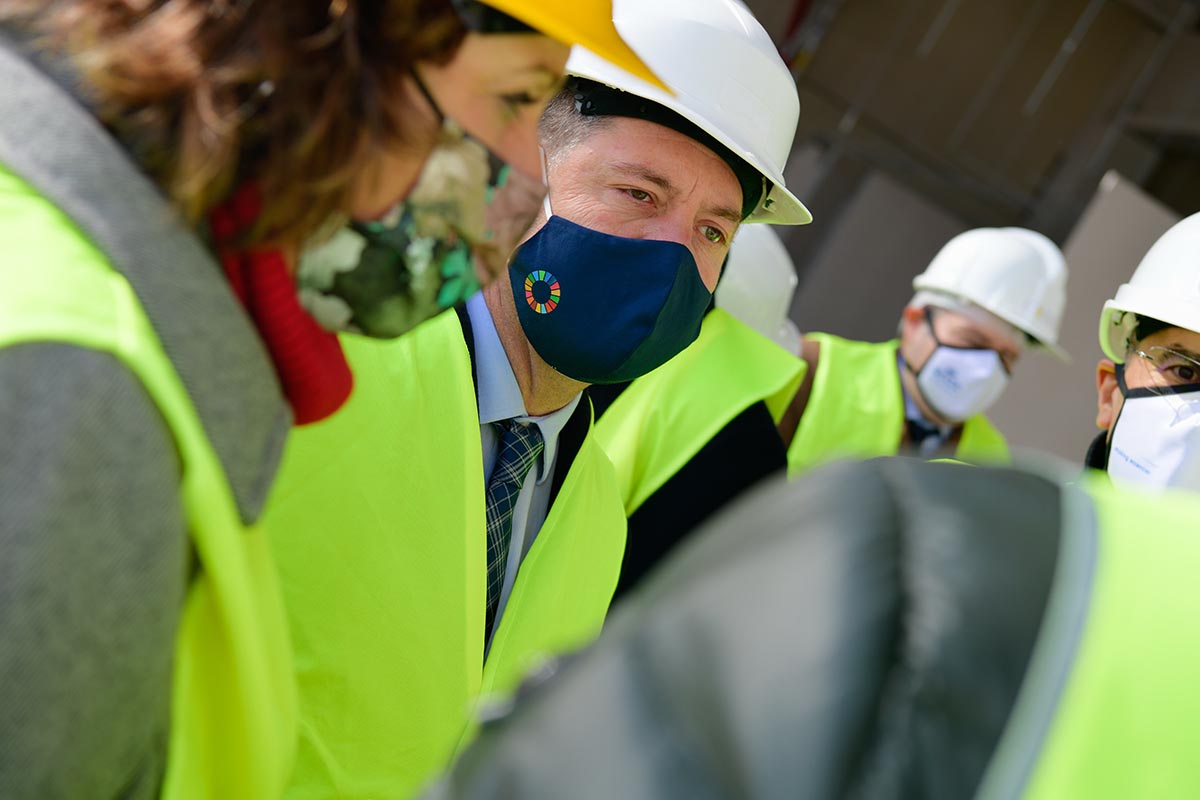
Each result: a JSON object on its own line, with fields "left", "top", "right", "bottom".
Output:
{"left": 466, "top": 292, "right": 582, "bottom": 633}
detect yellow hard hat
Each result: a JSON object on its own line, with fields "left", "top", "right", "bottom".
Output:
{"left": 473, "top": 0, "right": 669, "bottom": 92}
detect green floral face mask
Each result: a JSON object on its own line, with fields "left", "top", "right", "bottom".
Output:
{"left": 298, "top": 82, "right": 545, "bottom": 339}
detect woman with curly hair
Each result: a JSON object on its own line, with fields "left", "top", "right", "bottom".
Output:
{"left": 0, "top": 2, "right": 661, "bottom": 797}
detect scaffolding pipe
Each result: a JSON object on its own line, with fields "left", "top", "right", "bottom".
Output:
{"left": 948, "top": 0, "right": 1053, "bottom": 150}
{"left": 916, "top": 0, "right": 963, "bottom": 57}
{"left": 1082, "top": 1, "right": 1198, "bottom": 183}
{"left": 1023, "top": 0, "right": 1107, "bottom": 117}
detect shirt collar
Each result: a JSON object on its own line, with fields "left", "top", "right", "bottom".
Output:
{"left": 467, "top": 291, "right": 581, "bottom": 483}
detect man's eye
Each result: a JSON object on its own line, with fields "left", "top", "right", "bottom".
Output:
{"left": 626, "top": 188, "right": 652, "bottom": 202}
{"left": 701, "top": 225, "right": 726, "bottom": 245}
{"left": 1169, "top": 364, "right": 1199, "bottom": 384}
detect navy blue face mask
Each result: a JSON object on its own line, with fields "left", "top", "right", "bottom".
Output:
{"left": 508, "top": 214, "right": 713, "bottom": 385}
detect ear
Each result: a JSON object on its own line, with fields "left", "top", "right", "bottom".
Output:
{"left": 1096, "top": 359, "right": 1122, "bottom": 431}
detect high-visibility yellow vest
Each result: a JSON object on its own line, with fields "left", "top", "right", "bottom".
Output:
{"left": 787, "top": 333, "right": 1009, "bottom": 477}
{"left": 263, "top": 311, "right": 627, "bottom": 799}
{"left": 978, "top": 473, "right": 1200, "bottom": 798}
{"left": 593, "top": 308, "right": 806, "bottom": 514}
{"left": 0, "top": 167, "right": 296, "bottom": 799}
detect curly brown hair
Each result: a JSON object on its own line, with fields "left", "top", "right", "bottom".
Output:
{"left": 1, "top": 0, "right": 466, "bottom": 245}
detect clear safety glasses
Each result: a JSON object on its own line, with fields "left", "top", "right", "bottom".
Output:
{"left": 1122, "top": 344, "right": 1200, "bottom": 422}
{"left": 1129, "top": 346, "right": 1200, "bottom": 394}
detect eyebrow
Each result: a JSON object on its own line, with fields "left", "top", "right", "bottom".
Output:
{"left": 1163, "top": 344, "right": 1200, "bottom": 362}
{"left": 609, "top": 161, "right": 742, "bottom": 226}
{"left": 705, "top": 203, "right": 742, "bottom": 226}
{"left": 609, "top": 161, "right": 675, "bottom": 193}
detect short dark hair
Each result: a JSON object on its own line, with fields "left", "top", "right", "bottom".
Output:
{"left": 1123, "top": 314, "right": 1177, "bottom": 359}
{"left": 1134, "top": 315, "right": 1174, "bottom": 343}
{"left": 538, "top": 87, "right": 614, "bottom": 167}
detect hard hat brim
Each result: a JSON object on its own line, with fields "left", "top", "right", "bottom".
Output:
{"left": 1038, "top": 338, "right": 1071, "bottom": 363}
{"left": 480, "top": 0, "right": 671, "bottom": 94}
{"left": 1099, "top": 286, "right": 1200, "bottom": 364}
{"left": 750, "top": 184, "right": 812, "bottom": 226}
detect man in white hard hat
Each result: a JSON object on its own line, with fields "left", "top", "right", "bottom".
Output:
{"left": 260, "top": 1, "right": 811, "bottom": 796}
{"left": 779, "top": 227, "right": 1069, "bottom": 474}
{"left": 592, "top": 225, "right": 806, "bottom": 598}
{"left": 1087, "top": 211, "right": 1200, "bottom": 491}
{"left": 715, "top": 224, "right": 804, "bottom": 354}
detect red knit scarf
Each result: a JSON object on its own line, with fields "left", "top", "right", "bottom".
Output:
{"left": 208, "top": 185, "right": 353, "bottom": 425}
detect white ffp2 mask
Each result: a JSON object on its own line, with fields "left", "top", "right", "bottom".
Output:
{"left": 915, "top": 345, "right": 1009, "bottom": 423}
{"left": 1108, "top": 385, "right": 1200, "bottom": 492}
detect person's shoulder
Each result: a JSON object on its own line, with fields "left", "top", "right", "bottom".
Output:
{"left": 0, "top": 166, "right": 125, "bottom": 314}
{"left": 0, "top": 345, "right": 183, "bottom": 799}
{"left": 0, "top": 341, "right": 182, "bottom": 484}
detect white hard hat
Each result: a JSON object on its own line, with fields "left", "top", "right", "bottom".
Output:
{"left": 912, "top": 227, "right": 1069, "bottom": 360}
{"left": 716, "top": 224, "right": 802, "bottom": 353}
{"left": 1100, "top": 211, "right": 1200, "bottom": 364}
{"left": 564, "top": 0, "right": 811, "bottom": 225}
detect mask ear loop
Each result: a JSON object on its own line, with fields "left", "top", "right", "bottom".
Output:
{"left": 901, "top": 306, "right": 941, "bottom": 379}
{"left": 1114, "top": 361, "right": 1129, "bottom": 396}
{"left": 924, "top": 306, "right": 943, "bottom": 348}
{"left": 1104, "top": 361, "right": 1130, "bottom": 468}
{"left": 411, "top": 69, "right": 447, "bottom": 127}
{"left": 925, "top": 304, "right": 1013, "bottom": 376}
{"left": 539, "top": 146, "right": 553, "bottom": 220}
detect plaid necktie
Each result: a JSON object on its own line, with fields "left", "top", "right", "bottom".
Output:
{"left": 484, "top": 419, "right": 544, "bottom": 638}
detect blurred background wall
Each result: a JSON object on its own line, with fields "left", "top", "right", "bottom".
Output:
{"left": 744, "top": 0, "right": 1200, "bottom": 460}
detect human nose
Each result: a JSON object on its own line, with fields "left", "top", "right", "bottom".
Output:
{"left": 642, "top": 213, "right": 719, "bottom": 291}
{"left": 642, "top": 209, "right": 692, "bottom": 249}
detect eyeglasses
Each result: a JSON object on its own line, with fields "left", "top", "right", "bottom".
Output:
{"left": 924, "top": 307, "right": 1018, "bottom": 374}
{"left": 1130, "top": 345, "right": 1200, "bottom": 391}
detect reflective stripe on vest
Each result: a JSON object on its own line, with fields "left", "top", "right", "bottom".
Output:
{"left": 786, "top": 333, "right": 1009, "bottom": 477}
{"left": 0, "top": 168, "right": 296, "bottom": 799}
{"left": 264, "top": 311, "right": 627, "bottom": 799}
{"left": 976, "top": 474, "right": 1200, "bottom": 798}
{"left": 593, "top": 308, "right": 806, "bottom": 514}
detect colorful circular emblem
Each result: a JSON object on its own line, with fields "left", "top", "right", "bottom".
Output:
{"left": 524, "top": 269, "right": 561, "bottom": 314}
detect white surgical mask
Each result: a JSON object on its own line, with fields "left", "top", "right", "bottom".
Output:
{"left": 1108, "top": 367, "right": 1200, "bottom": 491}
{"left": 911, "top": 308, "right": 1010, "bottom": 423}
